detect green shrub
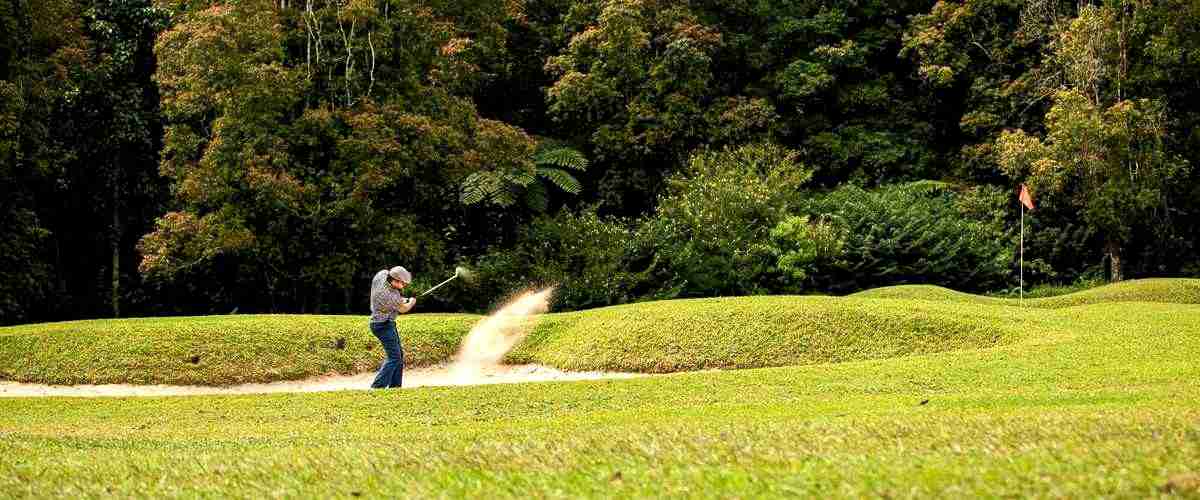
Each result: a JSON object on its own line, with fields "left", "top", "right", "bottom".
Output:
{"left": 769, "top": 215, "right": 846, "bottom": 289}
{"left": 800, "top": 182, "right": 1015, "bottom": 292}
{"left": 640, "top": 143, "right": 812, "bottom": 298}
{"left": 470, "top": 208, "right": 648, "bottom": 311}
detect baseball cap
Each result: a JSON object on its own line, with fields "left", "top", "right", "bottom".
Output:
{"left": 388, "top": 266, "right": 412, "bottom": 284}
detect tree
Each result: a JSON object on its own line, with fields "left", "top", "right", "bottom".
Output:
{"left": 901, "top": 0, "right": 1050, "bottom": 181}
{"left": 141, "top": 0, "right": 538, "bottom": 312}
{"left": 74, "top": 0, "right": 170, "bottom": 317}
{"left": 995, "top": 4, "right": 1189, "bottom": 281}
{"left": 799, "top": 182, "right": 1015, "bottom": 292}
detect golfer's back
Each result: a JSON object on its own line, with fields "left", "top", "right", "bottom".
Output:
{"left": 370, "top": 270, "right": 404, "bottom": 323}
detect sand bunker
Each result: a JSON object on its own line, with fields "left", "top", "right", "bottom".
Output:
{"left": 0, "top": 363, "right": 641, "bottom": 398}
{"left": 1, "top": 286, "right": 642, "bottom": 398}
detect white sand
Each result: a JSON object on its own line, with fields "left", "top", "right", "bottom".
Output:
{"left": 0, "top": 363, "right": 642, "bottom": 398}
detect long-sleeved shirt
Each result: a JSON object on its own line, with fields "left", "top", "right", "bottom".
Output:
{"left": 369, "top": 269, "right": 410, "bottom": 323}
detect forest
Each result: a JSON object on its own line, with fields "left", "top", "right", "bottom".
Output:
{"left": 2, "top": 0, "right": 1198, "bottom": 324}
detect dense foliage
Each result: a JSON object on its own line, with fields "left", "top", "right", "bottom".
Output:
{"left": 799, "top": 182, "right": 1015, "bottom": 293}
{"left": 3, "top": 0, "right": 1199, "bottom": 324}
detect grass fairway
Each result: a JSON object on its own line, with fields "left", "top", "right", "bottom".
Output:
{"left": 851, "top": 277, "right": 1200, "bottom": 308}
{"left": 2, "top": 280, "right": 1200, "bottom": 497}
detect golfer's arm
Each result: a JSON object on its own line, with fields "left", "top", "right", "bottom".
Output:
{"left": 397, "top": 296, "right": 415, "bottom": 314}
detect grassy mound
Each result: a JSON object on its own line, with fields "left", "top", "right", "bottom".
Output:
{"left": 851, "top": 277, "right": 1200, "bottom": 308}
{"left": 0, "top": 295, "right": 1015, "bottom": 385}
{"left": 0, "top": 314, "right": 476, "bottom": 385}
{"left": 513, "top": 296, "right": 1012, "bottom": 373}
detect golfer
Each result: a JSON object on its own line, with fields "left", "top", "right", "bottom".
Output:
{"left": 369, "top": 266, "right": 416, "bottom": 389}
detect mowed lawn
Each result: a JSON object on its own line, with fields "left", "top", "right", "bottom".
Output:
{"left": 2, "top": 281, "right": 1200, "bottom": 497}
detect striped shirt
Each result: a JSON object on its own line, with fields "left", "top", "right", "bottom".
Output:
{"left": 369, "top": 270, "right": 410, "bottom": 323}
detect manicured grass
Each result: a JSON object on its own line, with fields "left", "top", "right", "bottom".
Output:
{"left": 2, "top": 301, "right": 1199, "bottom": 497}
{"left": 0, "top": 314, "right": 477, "bottom": 385}
{"left": 513, "top": 296, "right": 1013, "bottom": 373}
{"left": 850, "top": 277, "right": 1200, "bottom": 308}
{"left": 0, "top": 299, "right": 1009, "bottom": 385}
{"left": 3, "top": 278, "right": 1198, "bottom": 385}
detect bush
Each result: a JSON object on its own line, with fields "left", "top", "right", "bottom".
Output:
{"left": 769, "top": 215, "right": 846, "bottom": 290}
{"left": 639, "top": 143, "right": 812, "bottom": 298}
{"left": 800, "top": 181, "right": 1015, "bottom": 292}
{"left": 469, "top": 208, "right": 648, "bottom": 311}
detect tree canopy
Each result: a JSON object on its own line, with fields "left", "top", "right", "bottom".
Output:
{"left": 3, "top": 0, "right": 1199, "bottom": 324}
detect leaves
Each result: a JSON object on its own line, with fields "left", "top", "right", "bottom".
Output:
{"left": 533, "top": 146, "right": 589, "bottom": 171}
{"left": 536, "top": 167, "right": 582, "bottom": 195}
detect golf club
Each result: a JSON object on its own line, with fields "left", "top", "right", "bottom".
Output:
{"left": 418, "top": 266, "right": 469, "bottom": 298}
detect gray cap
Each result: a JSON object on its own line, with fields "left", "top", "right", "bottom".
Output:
{"left": 388, "top": 266, "right": 412, "bottom": 284}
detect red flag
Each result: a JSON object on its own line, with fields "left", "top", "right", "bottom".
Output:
{"left": 1018, "top": 184, "right": 1035, "bottom": 211}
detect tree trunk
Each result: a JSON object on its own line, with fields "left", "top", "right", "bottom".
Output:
{"left": 111, "top": 186, "right": 121, "bottom": 318}
{"left": 1106, "top": 239, "right": 1123, "bottom": 282}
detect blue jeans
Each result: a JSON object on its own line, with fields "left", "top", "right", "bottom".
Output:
{"left": 369, "top": 320, "right": 404, "bottom": 389}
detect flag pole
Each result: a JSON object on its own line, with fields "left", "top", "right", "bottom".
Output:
{"left": 1020, "top": 197, "right": 1024, "bottom": 306}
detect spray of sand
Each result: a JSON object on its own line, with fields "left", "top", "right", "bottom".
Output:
{"left": 449, "top": 286, "right": 555, "bottom": 383}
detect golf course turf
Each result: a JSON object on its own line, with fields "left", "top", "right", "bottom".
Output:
{"left": 2, "top": 279, "right": 1199, "bottom": 497}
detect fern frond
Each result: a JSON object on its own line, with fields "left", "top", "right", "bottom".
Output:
{"left": 537, "top": 167, "right": 582, "bottom": 194}
{"left": 492, "top": 187, "right": 517, "bottom": 208}
{"left": 507, "top": 169, "right": 537, "bottom": 187}
{"left": 899, "top": 180, "right": 953, "bottom": 196}
{"left": 460, "top": 172, "right": 490, "bottom": 205}
{"left": 534, "top": 147, "right": 589, "bottom": 171}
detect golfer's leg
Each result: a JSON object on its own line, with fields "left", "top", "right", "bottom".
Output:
{"left": 371, "top": 360, "right": 394, "bottom": 389}
{"left": 370, "top": 322, "right": 399, "bottom": 389}
{"left": 390, "top": 331, "right": 404, "bottom": 388}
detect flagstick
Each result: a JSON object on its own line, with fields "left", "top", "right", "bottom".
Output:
{"left": 1020, "top": 200, "right": 1025, "bottom": 306}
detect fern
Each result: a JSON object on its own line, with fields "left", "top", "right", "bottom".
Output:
{"left": 460, "top": 172, "right": 490, "bottom": 205}
{"left": 459, "top": 144, "right": 589, "bottom": 209}
{"left": 507, "top": 169, "right": 537, "bottom": 187}
{"left": 492, "top": 188, "right": 517, "bottom": 208}
{"left": 899, "top": 180, "right": 953, "bottom": 196}
{"left": 537, "top": 167, "right": 582, "bottom": 194}
{"left": 534, "top": 147, "right": 589, "bottom": 171}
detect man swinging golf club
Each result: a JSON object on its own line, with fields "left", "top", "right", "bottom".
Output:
{"left": 369, "top": 266, "right": 416, "bottom": 389}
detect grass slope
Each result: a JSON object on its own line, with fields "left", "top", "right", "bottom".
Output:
{"left": 514, "top": 296, "right": 1011, "bottom": 373}
{"left": 2, "top": 302, "right": 1199, "bottom": 497}
{"left": 850, "top": 277, "right": 1200, "bottom": 308}
{"left": 0, "top": 297, "right": 1014, "bottom": 385}
{"left": 0, "top": 314, "right": 477, "bottom": 385}
{"left": 3, "top": 278, "right": 1197, "bottom": 385}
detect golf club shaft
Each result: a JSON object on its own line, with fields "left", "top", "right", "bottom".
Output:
{"left": 418, "top": 274, "right": 458, "bottom": 297}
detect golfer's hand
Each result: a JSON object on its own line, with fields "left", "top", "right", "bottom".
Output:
{"left": 399, "top": 297, "right": 416, "bottom": 314}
